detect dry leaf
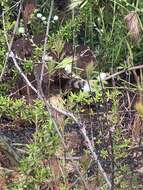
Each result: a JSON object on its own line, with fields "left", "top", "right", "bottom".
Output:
{"left": 48, "top": 157, "right": 61, "bottom": 179}
{"left": 135, "top": 102, "right": 143, "bottom": 117}
{"left": 49, "top": 95, "right": 65, "bottom": 130}
{"left": 22, "top": 0, "right": 36, "bottom": 30}
{"left": 132, "top": 113, "right": 143, "bottom": 145}
{"left": 0, "top": 170, "right": 6, "bottom": 190}
{"left": 124, "top": 11, "right": 140, "bottom": 42}
{"left": 65, "top": 131, "right": 83, "bottom": 151}
{"left": 136, "top": 167, "right": 143, "bottom": 174}
{"left": 65, "top": 162, "right": 76, "bottom": 174}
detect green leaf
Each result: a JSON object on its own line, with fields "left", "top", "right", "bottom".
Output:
{"left": 55, "top": 57, "right": 73, "bottom": 69}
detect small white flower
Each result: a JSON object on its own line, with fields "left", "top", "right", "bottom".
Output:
{"left": 53, "top": 15, "right": 59, "bottom": 21}
{"left": 18, "top": 27, "right": 25, "bottom": 34}
{"left": 97, "top": 72, "right": 107, "bottom": 81}
{"left": 41, "top": 16, "right": 46, "bottom": 21}
{"left": 65, "top": 64, "right": 72, "bottom": 74}
{"left": 82, "top": 82, "right": 90, "bottom": 92}
{"left": 37, "top": 13, "right": 42, "bottom": 18}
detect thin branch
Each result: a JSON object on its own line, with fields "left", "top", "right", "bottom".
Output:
{"left": 0, "top": 135, "right": 21, "bottom": 167}
{"left": 104, "top": 64, "right": 143, "bottom": 81}
{"left": 9, "top": 63, "right": 143, "bottom": 98}
{"left": 0, "top": 1, "right": 21, "bottom": 18}
{"left": 0, "top": 167, "right": 14, "bottom": 174}
{"left": 40, "top": 0, "right": 54, "bottom": 86}
{"left": 0, "top": 0, "right": 23, "bottom": 81}
{"left": 40, "top": 0, "right": 49, "bottom": 9}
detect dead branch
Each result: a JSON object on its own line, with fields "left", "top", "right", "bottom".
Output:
{"left": 104, "top": 64, "right": 143, "bottom": 81}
